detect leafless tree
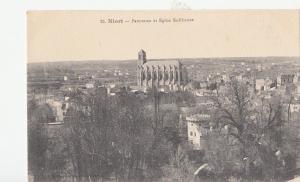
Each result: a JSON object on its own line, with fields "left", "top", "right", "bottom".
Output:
{"left": 210, "top": 79, "right": 290, "bottom": 180}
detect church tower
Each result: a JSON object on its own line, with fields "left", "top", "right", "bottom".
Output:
{"left": 137, "top": 49, "right": 146, "bottom": 86}
{"left": 138, "top": 49, "right": 147, "bottom": 65}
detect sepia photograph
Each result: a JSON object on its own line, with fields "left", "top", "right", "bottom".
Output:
{"left": 27, "top": 10, "right": 300, "bottom": 182}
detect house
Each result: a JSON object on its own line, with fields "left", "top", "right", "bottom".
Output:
{"left": 279, "top": 74, "right": 298, "bottom": 86}
{"left": 186, "top": 114, "right": 211, "bottom": 150}
{"left": 255, "top": 78, "right": 277, "bottom": 93}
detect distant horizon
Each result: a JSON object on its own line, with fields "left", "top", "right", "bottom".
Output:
{"left": 27, "top": 55, "right": 300, "bottom": 64}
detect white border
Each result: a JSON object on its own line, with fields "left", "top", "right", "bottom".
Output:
{"left": 0, "top": 0, "right": 300, "bottom": 181}
{"left": 24, "top": 0, "right": 300, "bottom": 10}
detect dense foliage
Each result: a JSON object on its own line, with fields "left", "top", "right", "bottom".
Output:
{"left": 28, "top": 82, "right": 300, "bottom": 182}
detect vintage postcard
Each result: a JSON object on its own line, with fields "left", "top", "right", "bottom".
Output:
{"left": 27, "top": 10, "right": 300, "bottom": 182}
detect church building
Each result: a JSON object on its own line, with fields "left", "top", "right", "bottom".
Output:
{"left": 136, "top": 49, "right": 188, "bottom": 91}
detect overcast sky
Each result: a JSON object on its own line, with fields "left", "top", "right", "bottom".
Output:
{"left": 27, "top": 10, "right": 300, "bottom": 63}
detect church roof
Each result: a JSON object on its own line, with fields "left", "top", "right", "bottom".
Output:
{"left": 142, "top": 59, "right": 181, "bottom": 67}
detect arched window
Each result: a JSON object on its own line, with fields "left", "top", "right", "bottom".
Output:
{"left": 180, "top": 71, "right": 183, "bottom": 81}
{"left": 164, "top": 71, "right": 168, "bottom": 81}
{"left": 158, "top": 71, "right": 162, "bottom": 80}
{"left": 170, "top": 71, "right": 173, "bottom": 81}
{"left": 153, "top": 69, "right": 157, "bottom": 80}
{"left": 147, "top": 69, "right": 151, "bottom": 81}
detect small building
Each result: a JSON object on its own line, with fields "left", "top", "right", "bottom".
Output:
{"left": 255, "top": 79, "right": 265, "bottom": 92}
{"left": 45, "top": 99, "right": 67, "bottom": 122}
{"left": 280, "top": 74, "right": 296, "bottom": 86}
{"left": 255, "top": 78, "right": 276, "bottom": 93}
{"left": 284, "top": 101, "right": 300, "bottom": 114}
{"left": 283, "top": 97, "right": 300, "bottom": 121}
{"left": 186, "top": 114, "right": 211, "bottom": 150}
